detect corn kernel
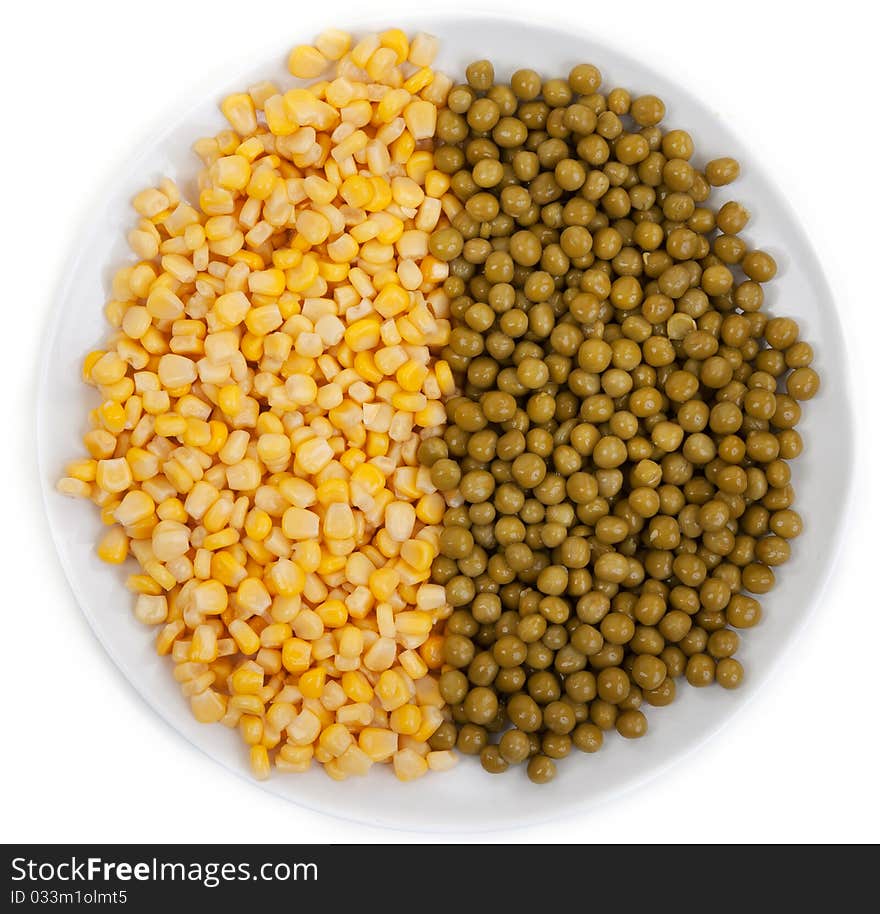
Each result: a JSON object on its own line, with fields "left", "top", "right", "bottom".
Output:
{"left": 191, "top": 689, "right": 227, "bottom": 724}
{"left": 97, "top": 525, "right": 129, "bottom": 564}
{"left": 358, "top": 727, "right": 398, "bottom": 762}
{"left": 315, "top": 29, "right": 351, "bottom": 61}
{"left": 288, "top": 45, "right": 327, "bottom": 79}
{"left": 298, "top": 666, "right": 326, "bottom": 699}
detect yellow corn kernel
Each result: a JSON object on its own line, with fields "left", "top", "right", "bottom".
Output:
{"left": 403, "top": 67, "right": 434, "bottom": 94}
{"left": 229, "top": 250, "right": 263, "bottom": 273}
{"left": 403, "top": 100, "right": 437, "bottom": 141}
{"left": 98, "top": 400, "right": 127, "bottom": 435}
{"left": 292, "top": 607, "right": 324, "bottom": 640}
{"left": 125, "top": 574, "right": 162, "bottom": 597}
{"left": 393, "top": 748, "right": 429, "bottom": 781}
{"left": 191, "top": 624, "right": 219, "bottom": 662}
{"left": 340, "top": 175, "right": 373, "bottom": 209}
{"left": 390, "top": 130, "right": 416, "bottom": 165}
{"left": 154, "top": 413, "right": 186, "bottom": 438}
{"left": 281, "top": 637, "right": 312, "bottom": 673}
{"left": 230, "top": 666, "right": 264, "bottom": 696}
{"left": 261, "top": 623, "right": 292, "bottom": 651}
{"left": 135, "top": 593, "right": 168, "bottom": 625}
{"left": 374, "top": 527, "right": 400, "bottom": 559}
{"left": 373, "top": 283, "right": 410, "bottom": 319}
{"left": 314, "top": 479, "right": 347, "bottom": 508}
{"left": 82, "top": 350, "right": 105, "bottom": 382}
{"left": 211, "top": 551, "right": 246, "bottom": 588}
{"left": 390, "top": 704, "right": 422, "bottom": 736}
{"left": 384, "top": 500, "right": 416, "bottom": 542}
{"left": 366, "top": 47, "right": 397, "bottom": 81}
{"left": 239, "top": 714, "right": 263, "bottom": 746}
{"left": 244, "top": 508, "right": 272, "bottom": 541}
{"left": 391, "top": 176, "right": 425, "bottom": 208}
{"left": 427, "top": 750, "right": 457, "bottom": 772}
{"left": 245, "top": 304, "right": 283, "bottom": 336}
{"left": 90, "top": 351, "right": 128, "bottom": 386}
{"left": 262, "top": 94, "right": 296, "bottom": 137}
{"left": 192, "top": 578, "right": 228, "bottom": 614}
{"left": 99, "top": 376, "right": 135, "bottom": 404}
{"left": 202, "top": 528, "right": 240, "bottom": 551}
{"left": 100, "top": 502, "right": 122, "bottom": 526}
{"left": 315, "top": 600, "right": 346, "bottom": 630}
{"left": 394, "top": 363, "right": 428, "bottom": 396}
{"left": 248, "top": 268, "right": 286, "bottom": 297}
{"left": 250, "top": 744, "right": 270, "bottom": 780}
{"left": 226, "top": 458, "right": 262, "bottom": 491}
{"left": 263, "top": 563, "right": 303, "bottom": 602}
{"left": 322, "top": 253, "right": 351, "bottom": 278}
{"left": 156, "top": 619, "right": 184, "bottom": 655}
{"left": 392, "top": 390, "right": 426, "bottom": 412}
{"left": 334, "top": 626, "right": 362, "bottom": 661}
{"left": 239, "top": 333, "right": 262, "bottom": 362}
{"left": 221, "top": 93, "right": 257, "bottom": 135}
{"left": 256, "top": 433, "right": 291, "bottom": 467}
{"left": 365, "top": 431, "right": 389, "bottom": 457}
{"left": 400, "top": 649, "right": 429, "bottom": 682}
{"left": 215, "top": 385, "right": 242, "bottom": 417}
{"left": 287, "top": 45, "right": 327, "bottom": 79}
{"left": 424, "top": 171, "right": 449, "bottom": 199}
{"left": 349, "top": 464, "right": 385, "bottom": 499}
{"left": 319, "top": 722, "right": 354, "bottom": 759}
{"left": 191, "top": 689, "right": 227, "bottom": 724}
{"left": 379, "top": 28, "right": 409, "bottom": 63}
{"left": 375, "top": 669, "right": 409, "bottom": 712}
{"left": 400, "top": 538, "right": 434, "bottom": 572}
{"left": 289, "top": 544, "right": 319, "bottom": 577}
{"left": 395, "top": 610, "right": 432, "bottom": 640}
{"left": 350, "top": 32, "right": 380, "bottom": 67}
{"left": 322, "top": 502, "right": 354, "bottom": 539}
{"left": 294, "top": 438, "right": 334, "bottom": 476}
{"left": 434, "top": 359, "right": 455, "bottom": 395}
{"left": 95, "top": 458, "right": 133, "bottom": 494}
{"left": 277, "top": 744, "right": 314, "bottom": 773}
{"left": 298, "top": 666, "right": 326, "bottom": 699}
{"left": 286, "top": 256, "right": 320, "bottom": 292}
{"left": 116, "top": 491, "right": 156, "bottom": 529}
{"left": 363, "top": 178, "right": 392, "bottom": 214}
{"left": 358, "top": 727, "right": 398, "bottom": 762}
{"left": 228, "top": 619, "right": 261, "bottom": 655}
{"left": 315, "top": 28, "right": 351, "bottom": 61}
{"left": 266, "top": 702, "right": 297, "bottom": 732}
{"left": 416, "top": 492, "right": 445, "bottom": 525}
{"left": 369, "top": 565, "right": 400, "bottom": 602}
{"left": 336, "top": 744, "right": 373, "bottom": 777}
{"left": 133, "top": 188, "right": 170, "bottom": 219}
{"left": 280, "top": 506, "right": 319, "bottom": 541}
{"left": 66, "top": 458, "right": 98, "bottom": 483}
{"left": 341, "top": 670, "right": 373, "bottom": 703}
{"left": 97, "top": 526, "right": 129, "bottom": 564}
{"left": 236, "top": 136, "right": 263, "bottom": 163}
{"left": 415, "top": 400, "right": 446, "bottom": 428}
{"left": 408, "top": 32, "right": 439, "bottom": 67}
{"left": 345, "top": 319, "right": 383, "bottom": 355}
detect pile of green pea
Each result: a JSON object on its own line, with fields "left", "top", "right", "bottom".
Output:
{"left": 422, "top": 58, "right": 820, "bottom": 784}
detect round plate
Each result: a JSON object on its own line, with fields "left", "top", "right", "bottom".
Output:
{"left": 38, "top": 13, "right": 854, "bottom": 831}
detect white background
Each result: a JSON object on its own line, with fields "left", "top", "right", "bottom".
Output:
{"left": 3, "top": 0, "right": 878, "bottom": 843}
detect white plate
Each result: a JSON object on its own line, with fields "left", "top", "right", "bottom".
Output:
{"left": 37, "top": 13, "right": 854, "bottom": 831}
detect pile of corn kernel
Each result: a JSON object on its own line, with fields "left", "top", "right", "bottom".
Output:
{"left": 57, "top": 28, "right": 461, "bottom": 782}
